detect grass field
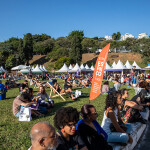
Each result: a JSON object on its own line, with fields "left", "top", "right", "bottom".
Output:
{"left": 0, "top": 79, "right": 135, "bottom": 150}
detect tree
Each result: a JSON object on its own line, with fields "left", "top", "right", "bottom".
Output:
{"left": 32, "top": 34, "right": 51, "bottom": 43}
{"left": 18, "top": 39, "right": 26, "bottom": 64}
{"left": 33, "top": 38, "right": 54, "bottom": 54}
{"left": 68, "top": 30, "right": 84, "bottom": 64}
{"left": 54, "top": 57, "right": 72, "bottom": 69}
{"left": 81, "top": 38, "right": 96, "bottom": 53}
{"left": 23, "top": 33, "right": 33, "bottom": 65}
{"left": 112, "top": 32, "right": 121, "bottom": 40}
{"left": 112, "top": 33, "right": 117, "bottom": 40}
{"left": 5, "top": 54, "right": 16, "bottom": 69}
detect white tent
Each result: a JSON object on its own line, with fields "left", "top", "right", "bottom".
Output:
{"left": 0, "top": 66, "right": 7, "bottom": 72}
{"left": 132, "top": 61, "right": 141, "bottom": 69}
{"left": 56, "top": 63, "right": 69, "bottom": 72}
{"left": 111, "top": 61, "right": 117, "bottom": 68}
{"left": 69, "top": 63, "right": 81, "bottom": 72}
{"left": 0, "top": 68, "right": 3, "bottom": 73}
{"left": 90, "top": 65, "right": 95, "bottom": 71}
{"left": 31, "top": 66, "right": 35, "bottom": 70}
{"left": 85, "top": 64, "right": 90, "bottom": 69}
{"left": 80, "top": 64, "right": 87, "bottom": 71}
{"left": 32, "top": 65, "right": 43, "bottom": 73}
{"left": 39, "top": 65, "right": 45, "bottom": 72}
{"left": 11, "top": 65, "right": 29, "bottom": 71}
{"left": 20, "top": 68, "right": 29, "bottom": 73}
{"left": 69, "top": 64, "right": 73, "bottom": 70}
{"left": 125, "top": 60, "right": 132, "bottom": 69}
{"left": 105, "top": 62, "right": 111, "bottom": 70}
{"left": 43, "top": 66, "right": 48, "bottom": 72}
{"left": 145, "top": 65, "right": 150, "bottom": 69}
{"left": 114, "top": 60, "right": 126, "bottom": 69}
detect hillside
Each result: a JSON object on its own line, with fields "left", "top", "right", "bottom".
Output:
{"left": 29, "top": 52, "right": 145, "bottom": 70}
{"left": 82, "top": 52, "right": 145, "bottom": 67}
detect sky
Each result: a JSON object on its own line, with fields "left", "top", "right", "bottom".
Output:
{"left": 0, "top": 0, "right": 150, "bottom": 42}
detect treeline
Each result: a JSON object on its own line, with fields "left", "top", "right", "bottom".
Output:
{"left": 0, "top": 31, "right": 150, "bottom": 70}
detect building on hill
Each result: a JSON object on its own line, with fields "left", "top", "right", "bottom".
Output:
{"left": 120, "top": 33, "right": 134, "bottom": 41}
{"left": 138, "top": 33, "right": 148, "bottom": 39}
{"left": 105, "top": 35, "right": 112, "bottom": 40}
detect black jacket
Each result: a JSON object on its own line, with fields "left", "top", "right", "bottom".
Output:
{"left": 77, "top": 123, "right": 112, "bottom": 150}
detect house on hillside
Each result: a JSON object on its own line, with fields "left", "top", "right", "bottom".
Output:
{"left": 138, "top": 33, "right": 148, "bottom": 39}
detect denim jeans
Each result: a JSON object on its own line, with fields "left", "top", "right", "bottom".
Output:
{"left": 107, "top": 124, "right": 132, "bottom": 143}
{"left": 15, "top": 111, "right": 20, "bottom": 117}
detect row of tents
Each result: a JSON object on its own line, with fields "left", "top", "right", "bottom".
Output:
{"left": 1, "top": 60, "right": 150, "bottom": 74}
{"left": 11, "top": 65, "right": 48, "bottom": 73}
{"left": 56, "top": 60, "right": 150, "bottom": 73}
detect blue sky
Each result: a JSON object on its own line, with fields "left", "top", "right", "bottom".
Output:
{"left": 0, "top": 0, "right": 150, "bottom": 42}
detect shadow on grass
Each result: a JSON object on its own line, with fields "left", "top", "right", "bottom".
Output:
{"left": 32, "top": 99, "right": 77, "bottom": 120}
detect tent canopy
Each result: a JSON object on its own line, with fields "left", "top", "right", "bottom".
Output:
{"left": 11, "top": 65, "right": 29, "bottom": 71}
{"left": 56, "top": 63, "right": 69, "bottom": 72}
{"left": 32, "top": 65, "right": 43, "bottom": 73}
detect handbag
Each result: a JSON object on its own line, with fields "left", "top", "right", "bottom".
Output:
{"left": 110, "top": 122, "right": 127, "bottom": 132}
{"left": 19, "top": 107, "right": 32, "bottom": 121}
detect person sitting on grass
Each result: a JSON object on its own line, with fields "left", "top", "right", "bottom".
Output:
{"left": 36, "top": 86, "right": 54, "bottom": 112}
{"left": 101, "top": 91, "right": 133, "bottom": 145}
{"left": 12, "top": 92, "right": 41, "bottom": 118}
{"left": 19, "top": 80, "right": 29, "bottom": 93}
{"left": 76, "top": 104, "right": 112, "bottom": 150}
{"left": 81, "top": 78, "right": 89, "bottom": 88}
{"left": 29, "top": 122, "right": 58, "bottom": 150}
{"left": 54, "top": 107, "right": 88, "bottom": 150}
{"left": 101, "top": 81, "right": 110, "bottom": 93}
{"left": 52, "top": 79, "right": 65, "bottom": 94}
{"left": 53, "top": 79, "right": 77, "bottom": 100}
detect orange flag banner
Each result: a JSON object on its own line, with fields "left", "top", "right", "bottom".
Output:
{"left": 89, "top": 43, "right": 110, "bottom": 100}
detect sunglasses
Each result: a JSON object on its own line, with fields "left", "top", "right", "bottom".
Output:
{"left": 90, "top": 112, "right": 98, "bottom": 116}
{"left": 67, "top": 123, "right": 77, "bottom": 128}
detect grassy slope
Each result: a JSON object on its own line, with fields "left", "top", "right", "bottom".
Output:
{"left": 0, "top": 80, "right": 135, "bottom": 150}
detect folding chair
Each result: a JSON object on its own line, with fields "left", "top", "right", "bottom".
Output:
{"left": 46, "top": 82, "right": 66, "bottom": 101}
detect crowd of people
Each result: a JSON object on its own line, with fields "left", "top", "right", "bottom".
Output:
{"left": 1, "top": 65, "right": 149, "bottom": 149}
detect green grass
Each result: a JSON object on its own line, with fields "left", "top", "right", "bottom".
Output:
{"left": 0, "top": 80, "right": 135, "bottom": 150}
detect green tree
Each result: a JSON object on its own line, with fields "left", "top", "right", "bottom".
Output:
{"left": 54, "top": 57, "right": 72, "bottom": 69}
{"left": 112, "top": 33, "right": 117, "bottom": 40}
{"left": 68, "top": 30, "right": 84, "bottom": 64}
{"left": 23, "top": 33, "right": 33, "bottom": 65}
{"left": 81, "top": 38, "right": 96, "bottom": 53}
{"left": 5, "top": 54, "right": 16, "bottom": 69}
{"left": 18, "top": 39, "right": 26, "bottom": 64}
{"left": 33, "top": 38, "right": 54, "bottom": 54}
{"left": 112, "top": 32, "right": 121, "bottom": 40}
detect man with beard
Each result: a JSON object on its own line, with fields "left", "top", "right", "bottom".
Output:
{"left": 29, "top": 122, "right": 58, "bottom": 150}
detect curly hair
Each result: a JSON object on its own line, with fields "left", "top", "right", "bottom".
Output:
{"left": 54, "top": 107, "right": 79, "bottom": 130}
{"left": 105, "top": 91, "right": 121, "bottom": 110}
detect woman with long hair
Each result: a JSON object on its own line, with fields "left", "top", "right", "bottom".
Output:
{"left": 120, "top": 88, "right": 147, "bottom": 124}
{"left": 76, "top": 104, "right": 112, "bottom": 150}
{"left": 36, "top": 86, "right": 54, "bottom": 112}
{"left": 54, "top": 107, "right": 88, "bottom": 150}
{"left": 101, "top": 91, "right": 133, "bottom": 144}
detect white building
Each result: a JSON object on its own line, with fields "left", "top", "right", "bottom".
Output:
{"left": 138, "top": 33, "right": 148, "bottom": 39}
{"left": 121, "top": 33, "right": 134, "bottom": 41}
{"left": 105, "top": 35, "right": 112, "bottom": 40}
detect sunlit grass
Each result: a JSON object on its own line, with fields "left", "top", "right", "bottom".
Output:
{"left": 0, "top": 79, "right": 135, "bottom": 149}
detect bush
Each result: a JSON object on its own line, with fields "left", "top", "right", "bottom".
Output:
{"left": 54, "top": 57, "right": 72, "bottom": 69}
